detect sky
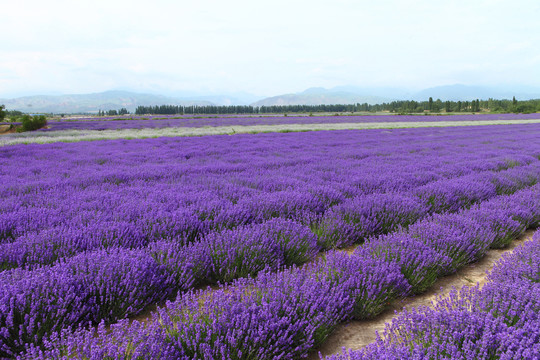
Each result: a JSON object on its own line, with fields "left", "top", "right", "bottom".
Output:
{"left": 1, "top": 0, "right": 540, "bottom": 98}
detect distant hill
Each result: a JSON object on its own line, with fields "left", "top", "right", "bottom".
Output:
{"left": 251, "top": 84, "right": 540, "bottom": 106}
{"left": 410, "top": 84, "right": 540, "bottom": 101}
{"left": 2, "top": 85, "right": 539, "bottom": 113}
{"left": 251, "top": 87, "right": 391, "bottom": 106}
{"left": 0, "top": 91, "right": 214, "bottom": 114}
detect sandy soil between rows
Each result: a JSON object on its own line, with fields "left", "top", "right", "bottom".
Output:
{"left": 309, "top": 229, "right": 535, "bottom": 359}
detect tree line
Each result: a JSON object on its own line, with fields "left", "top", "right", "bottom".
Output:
{"left": 97, "top": 108, "right": 129, "bottom": 116}
{"left": 133, "top": 98, "right": 540, "bottom": 115}
{"left": 2, "top": 97, "right": 539, "bottom": 119}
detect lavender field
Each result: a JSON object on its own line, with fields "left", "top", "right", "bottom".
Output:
{"left": 44, "top": 112, "right": 540, "bottom": 131}
{"left": 4, "top": 113, "right": 540, "bottom": 147}
{"left": 2, "top": 123, "right": 540, "bottom": 359}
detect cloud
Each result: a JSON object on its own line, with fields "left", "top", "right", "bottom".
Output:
{"left": 1, "top": 0, "right": 540, "bottom": 97}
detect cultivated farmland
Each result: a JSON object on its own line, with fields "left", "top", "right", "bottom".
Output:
{"left": 1, "top": 121, "right": 540, "bottom": 359}
{"left": 2, "top": 113, "right": 540, "bottom": 146}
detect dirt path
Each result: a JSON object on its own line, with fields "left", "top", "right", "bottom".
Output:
{"left": 310, "top": 229, "right": 535, "bottom": 359}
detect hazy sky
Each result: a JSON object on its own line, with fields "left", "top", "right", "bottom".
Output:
{"left": 1, "top": 0, "right": 540, "bottom": 97}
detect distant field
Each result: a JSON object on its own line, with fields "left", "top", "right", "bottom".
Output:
{"left": 43, "top": 112, "right": 540, "bottom": 131}
{"left": 2, "top": 114, "right": 540, "bottom": 146}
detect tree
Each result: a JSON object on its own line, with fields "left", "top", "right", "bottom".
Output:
{"left": 512, "top": 96, "right": 518, "bottom": 106}
{"left": 20, "top": 114, "right": 47, "bottom": 131}
{"left": 428, "top": 97, "right": 433, "bottom": 111}
{"left": 0, "top": 105, "right": 5, "bottom": 121}
{"left": 445, "top": 101, "right": 451, "bottom": 113}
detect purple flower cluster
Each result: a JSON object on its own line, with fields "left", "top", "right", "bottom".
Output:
{"left": 20, "top": 185, "right": 540, "bottom": 359}
{"left": 313, "top": 192, "right": 429, "bottom": 249}
{"left": 312, "top": 162, "right": 540, "bottom": 250}
{"left": 150, "top": 218, "right": 318, "bottom": 284}
{"left": 0, "top": 248, "right": 179, "bottom": 357}
{"left": 325, "top": 229, "right": 540, "bottom": 360}
{"left": 42, "top": 113, "right": 540, "bottom": 131}
{"left": 0, "top": 218, "right": 317, "bottom": 358}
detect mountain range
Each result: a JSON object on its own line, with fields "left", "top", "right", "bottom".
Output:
{"left": 2, "top": 85, "right": 540, "bottom": 114}
{"left": 0, "top": 91, "right": 214, "bottom": 114}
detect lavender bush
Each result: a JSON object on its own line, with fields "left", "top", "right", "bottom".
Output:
{"left": 407, "top": 213, "right": 496, "bottom": 274}
{"left": 356, "top": 233, "right": 453, "bottom": 294}
{"left": 314, "top": 193, "right": 428, "bottom": 249}
{"left": 313, "top": 251, "right": 411, "bottom": 319}
{"left": 0, "top": 248, "right": 181, "bottom": 358}
{"left": 196, "top": 218, "right": 318, "bottom": 283}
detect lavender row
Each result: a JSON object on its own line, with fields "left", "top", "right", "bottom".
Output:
{"left": 349, "top": 183, "right": 539, "bottom": 296}
{"left": 325, "top": 230, "right": 540, "bottom": 360}
{"left": 149, "top": 218, "right": 318, "bottom": 285}
{"left": 18, "top": 184, "right": 540, "bottom": 359}
{"left": 311, "top": 161, "right": 539, "bottom": 250}
{"left": 4, "top": 125, "right": 537, "bottom": 246}
{"left": 2, "top": 167, "right": 534, "bottom": 358}
{"left": 41, "top": 113, "right": 540, "bottom": 131}
{"left": 2, "top": 126, "right": 540, "bottom": 270}
{"left": 0, "top": 218, "right": 318, "bottom": 358}
{"left": 147, "top": 162, "right": 539, "bottom": 289}
{"left": 1, "top": 164, "right": 537, "bottom": 357}
{"left": 3, "top": 160, "right": 538, "bottom": 271}
{"left": 0, "top": 169, "right": 508, "bottom": 357}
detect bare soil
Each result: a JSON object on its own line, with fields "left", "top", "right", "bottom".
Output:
{"left": 309, "top": 229, "right": 535, "bottom": 359}
{"left": 0, "top": 124, "right": 16, "bottom": 134}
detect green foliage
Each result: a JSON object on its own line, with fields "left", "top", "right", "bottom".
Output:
{"left": 0, "top": 105, "right": 5, "bottom": 122}
{"left": 133, "top": 98, "right": 540, "bottom": 115}
{"left": 444, "top": 101, "right": 451, "bottom": 112}
{"left": 512, "top": 103, "right": 536, "bottom": 114}
{"left": 20, "top": 114, "right": 48, "bottom": 132}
